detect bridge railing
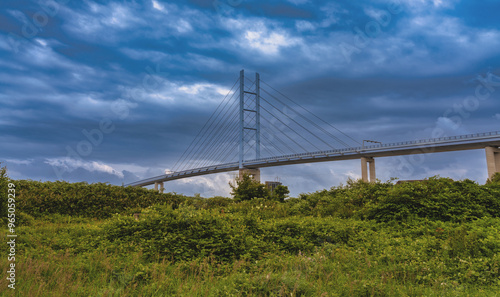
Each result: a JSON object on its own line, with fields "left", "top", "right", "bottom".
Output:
{"left": 129, "top": 131, "right": 500, "bottom": 186}
{"left": 168, "top": 161, "right": 239, "bottom": 177}
{"left": 245, "top": 131, "right": 500, "bottom": 163}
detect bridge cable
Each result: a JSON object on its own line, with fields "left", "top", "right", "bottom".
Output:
{"left": 177, "top": 89, "right": 239, "bottom": 171}
{"left": 260, "top": 87, "right": 351, "bottom": 149}
{"left": 259, "top": 105, "right": 311, "bottom": 152}
{"left": 261, "top": 124, "right": 298, "bottom": 155}
{"left": 260, "top": 97, "right": 322, "bottom": 152}
{"left": 261, "top": 80, "right": 361, "bottom": 146}
{"left": 172, "top": 78, "right": 239, "bottom": 171}
{"left": 259, "top": 130, "right": 287, "bottom": 156}
{"left": 260, "top": 115, "right": 301, "bottom": 155}
{"left": 260, "top": 95, "right": 336, "bottom": 150}
{"left": 204, "top": 131, "right": 239, "bottom": 167}
{"left": 188, "top": 102, "right": 240, "bottom": 170}
{"left": 218, "top": 135, "right": 241, "bottom": 165}
{"left": 186, "top": 78, "right": 257, "bottom": 170}
{"left": 197, "top": 112, "right": 240, "bottom": 168}
{"left": 220, "top": 144, "right": 239, "bottom": 165}
{"left": 172, "top": 77, "right": 239, "bottom": 172}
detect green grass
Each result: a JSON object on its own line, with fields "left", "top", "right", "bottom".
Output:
{"left": 2, "top": 176, "right": 500, "bottom": 296}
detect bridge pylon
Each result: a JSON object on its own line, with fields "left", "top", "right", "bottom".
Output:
{"left": 239, "top": 69, "right": 261, "bottom": 179}
{"left": 486, "top": 146, "right": 500, "bottom": 180}
{"left": 361, "top": 157, "right": 376, "bottom": 183}
{"left": 239, "top": 168, "right": 261, "bottom": 182}
{"left": 154, "top": 182, "right": 164, "bottom": 193}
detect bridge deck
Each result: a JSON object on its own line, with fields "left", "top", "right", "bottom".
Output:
{"left": 125, "top": 131, "right": 500, "bottom": 187}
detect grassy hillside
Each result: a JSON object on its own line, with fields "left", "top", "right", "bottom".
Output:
{"left": 2, "top": 173, "right": 500, "bottom": 296}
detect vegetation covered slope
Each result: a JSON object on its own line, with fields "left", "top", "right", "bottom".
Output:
{"left": 1, "top": 169, "right": 500, "bottom": 296}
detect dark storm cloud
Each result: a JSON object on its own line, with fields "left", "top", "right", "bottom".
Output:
{"left": 1, "top": 0, "right": 499, "bottom": 196}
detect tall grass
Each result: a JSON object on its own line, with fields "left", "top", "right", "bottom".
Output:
{"left": 2, "top": 176, "right": 500, "bottom": 296}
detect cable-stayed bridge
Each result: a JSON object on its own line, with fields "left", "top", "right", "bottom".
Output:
{"left": 126, "top": 70, "right": 500, "bottom": 189}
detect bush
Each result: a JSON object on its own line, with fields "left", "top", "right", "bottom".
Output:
{"left": 365, "top": 177, "right": 500, "bottom": 222}
{"left": 8, "top": 174, "right": 500, "bottom": 294}
{"left": 487, "top": 172, "right": 500, "bottom": 184}
{"left": 0, "top": 163, "right": 10, "bottom": 222}
{"left": 15, "top": 180, "right": 187, "bottom": 219}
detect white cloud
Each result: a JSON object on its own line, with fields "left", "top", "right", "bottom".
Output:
{"left": 45, "top": 158, "right": 124, "bottom": 178}
{"left": 176, "top": 19, "right": 192, "bottom": 33}
{"left": 295, "top": 20, "right": 316, "bottom": 32}
{"left": 152, "top": 0, "right": 165, "bottom": 12}
{"left": 400, "top": 0, "right": 458, "bottom": 10}
{"left": 173, "top": 172, "right": 235, "bottom": 197}
{"left": 319, "top": 3, "right": 344, "bottom": 28}
{"left": 99, "top": 3, "right": 140, "bottom": 29}
{"left": 61, "top": 2, "right": 145, "bottom": 43}
{"left": 244, "top": 30, "right": 294, "bottom": 55}
{"left": 330, "top": 12, "right": 500, "bottom": 76}
{"left": 176, "top": 82, "right": 234, "bottom": 100}
{"left": 35, "top": 39, "right": 48, "bottom": 47}
{"left": 435, "top": 117, "right": 469, "bottom": 135}
{"left": 178, "top": 83, "right": 229, "bottom": 95}
{"left": 115, "top": 79, "right": 235, "bottom": 111}
{"left": 5, "top": 159, "right": 34, "bottom": 165}
{"left": 222, "top": 18, "right": 301, "bottom": 56}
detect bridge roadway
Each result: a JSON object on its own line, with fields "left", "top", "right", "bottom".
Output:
{"left": 126, "top": 131, "right": 500, "bottom": 187}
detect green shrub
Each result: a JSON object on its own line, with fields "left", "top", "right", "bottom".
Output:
{"left": 15, "top": 180, "right": 187, "bottom": 219}
{"left": 0, "top": 163, "right": 10, "bottom": 222}
{"left": 487, "top": 172, "right": 500, "bottom": 184}
{"left": 8, "top": 174, "right": 500, "bottom": 295}
{"left": 230, "top": 174, "right": 270, "bottom": 201}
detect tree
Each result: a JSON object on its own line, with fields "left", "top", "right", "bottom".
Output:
{"left": 229, "top": 174, "right": 290, "bottom": 202}
{"left": 272, "top": 185, "right": 290, "bottom": 202}
{"left": 487, "top": 172, "right": 500, "bottom": 184}
{"left": 229, "top": 174, "right": 270, "bottom": 202}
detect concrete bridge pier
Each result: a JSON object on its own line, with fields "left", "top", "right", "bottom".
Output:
{"left": 485, "top": 146, "right": 500, "bottom": 180}
{"left": 361, "top": 157, "right": 376, "bottom": 183}
{"left": 239, "top": 168, "right": 261, "bottom": 182}
{"left": 154, "top": 182, "right": 164, "bottom": 193}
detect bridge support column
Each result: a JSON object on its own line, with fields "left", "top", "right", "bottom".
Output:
{"left": 154, "top": 182, "right": 164, "bottom": 193}
{"left": 485, "top": 146, "right": 500, "bottom": 180}
{"left": 239, "top": 168, "right": 260, "bottom": 182}
{"left": 361, "top": 157, "right": 376, "bottom": 183}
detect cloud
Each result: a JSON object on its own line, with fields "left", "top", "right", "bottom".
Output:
{"left": 245, "top": 30, "right": 291, "bottom": 55}
{"left": 295, "top": 20, "right": 316, "bottom": 32}
{"left": 61, "top": 2, "right": 145, "bottom": 41}
{"left": 152, "top": 0, "right": 165, "bottom": 12}
{"left": 4, "top": 159, "right": 34, "bottom": 165}
{"left": 1, "top": 0, "right": 499, "bottom": 196}
{"left": 178, "top": 83, "right": 230, "bottom": 96}
{"left": 435, "top": 117, "right": 469, "bottom": 135}
{"left": 401, "top": 0, "right": 458, "bottom": 10}
{"left": 222, "top": 18, "right": 301, "bottom": 56}
{"left": 45, "top": 158, "right": 124, "bottom": 178}
{"left": 172, "top": 173, "right": 235, "bottom": 197}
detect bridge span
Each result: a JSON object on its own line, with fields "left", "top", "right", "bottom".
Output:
{"left": 125, "top": 70, "right": 500, "bottom": 190}
{"left": 126, "top": 131, "right": 500, "bottom": 188}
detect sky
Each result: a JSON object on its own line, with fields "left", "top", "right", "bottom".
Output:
{"left": 1, "top": 0, "right": 500, "bottom": 197}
